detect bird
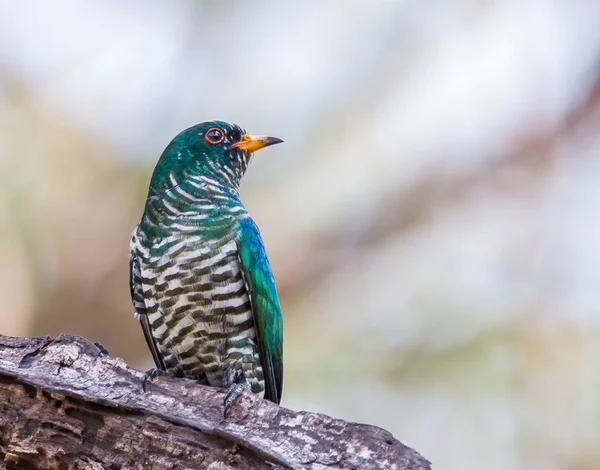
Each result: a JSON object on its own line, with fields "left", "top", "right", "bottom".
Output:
{"left": 129, "top": 120, "right": 284, "bottom": 416}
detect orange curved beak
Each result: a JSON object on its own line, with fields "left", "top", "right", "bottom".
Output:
{"left": 229, "top": 134, "right": 283, "bottom": 153}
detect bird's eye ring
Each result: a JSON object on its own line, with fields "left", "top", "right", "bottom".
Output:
{"left": 204, "top": 127, "right": 225, "bottom": 145}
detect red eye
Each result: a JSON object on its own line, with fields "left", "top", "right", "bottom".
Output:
{"left": 204, "top": 127, "right": 225, "bottom": 145}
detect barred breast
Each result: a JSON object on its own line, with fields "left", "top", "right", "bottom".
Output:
{"left": 133, "top": 231, "right": 265, "bottom": 395}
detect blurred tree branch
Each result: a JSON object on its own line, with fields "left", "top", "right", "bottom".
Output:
{"left": 279, "top": 64, "right": 600, "bottom": 296}
{"left": 0, "top": 333, "right": 430, "bottom": 470}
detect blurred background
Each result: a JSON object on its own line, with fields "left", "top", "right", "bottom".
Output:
{"left": 1, "top": 1, "right": 599, "bottom": 469}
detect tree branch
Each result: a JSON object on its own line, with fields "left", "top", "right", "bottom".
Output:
{"left": 0, "top": 333, "right": 431, "bottom": 470}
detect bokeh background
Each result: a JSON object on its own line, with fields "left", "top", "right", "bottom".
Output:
{"left": 1, "top": 1, "right": 600, "bottom": 469}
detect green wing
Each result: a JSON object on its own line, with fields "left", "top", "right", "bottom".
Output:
{"left": 237, "top": 217, "right": 283, "bottom": 404}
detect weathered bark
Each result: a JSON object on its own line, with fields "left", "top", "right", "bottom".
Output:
{"left": 0, "top": 333, "right": 431, "bottom": 470}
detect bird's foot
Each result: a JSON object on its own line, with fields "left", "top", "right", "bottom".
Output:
{"left": 93, "top": 341, "right": 109, "bottom": 356}
{"left": 142, "top": 366, "right": 184, "bottom": 392}
{"left": 223, "top": 383, "right": 248, "bottom": 419}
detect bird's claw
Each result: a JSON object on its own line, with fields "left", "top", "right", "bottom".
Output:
{"left": 142, "top": 368, "right": 162, "bottom": 392}
{"left": 223, "top": 383, "right": 246, "bottom": 418}
{"left": 142, "top": 366, "right": 184, "bottom": 392}
{"left": 93, "top": 341, "right": 109, "bottom": 356}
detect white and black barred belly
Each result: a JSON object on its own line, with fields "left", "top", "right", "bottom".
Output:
{"left": 131, "top": 229, "right": 266, "bottom": 396}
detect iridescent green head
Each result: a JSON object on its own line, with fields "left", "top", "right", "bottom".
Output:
{"left": 148, "top": 120, "right": 283, "bottom": 195}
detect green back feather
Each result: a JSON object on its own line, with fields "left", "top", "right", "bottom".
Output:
{"left": 238, "top": 217, "right": 283, "bottom": 403}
